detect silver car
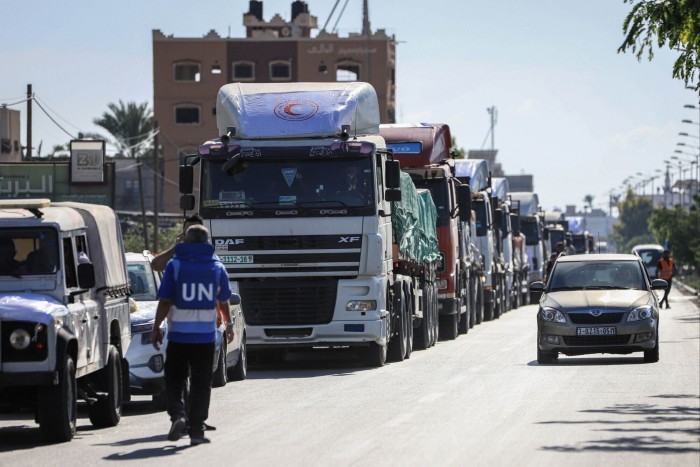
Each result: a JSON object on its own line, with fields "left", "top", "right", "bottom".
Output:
{"left": 530, "top": 254, "right": 667, "bottom": 364}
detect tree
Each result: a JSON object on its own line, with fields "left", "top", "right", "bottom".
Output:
{"left": 648, "top": 197, "right": 700, "bottom": 268}
{"left": 93, "top": 101, "right": 154, "bottom": 158}
{"left": 618, "top": 0, "right": 700, "bottom": 90}
{"left": 450, "top": 136, "right": 466, "bottom": 158}
{"left": 612, "top": 188, "right": 655, "bottom": 252}
{"left": 583, "top": 194, "right": 594, "bottom": 213}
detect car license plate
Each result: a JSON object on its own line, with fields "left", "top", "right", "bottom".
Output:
{"left": 576, "top": 327, "right": 616, "bottom": 336}
{"left": 220, "top": 255, "right": 254, "bottom": 264}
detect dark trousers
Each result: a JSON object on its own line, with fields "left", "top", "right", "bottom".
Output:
{"left": 659, "top": 278, "right": 673, "bottom": 307}
{"left": 165, "top": 341, "right": 215, "bottom": 437}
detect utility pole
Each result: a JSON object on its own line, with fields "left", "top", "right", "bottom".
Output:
{"left": 153, "top": 121, "right": 159, "bottom": 253}
{"left": 487, "top": 106, "right": 498, "bottom": 151}
{"left": 26, "top": 84, "right": 32, "bottom": 160}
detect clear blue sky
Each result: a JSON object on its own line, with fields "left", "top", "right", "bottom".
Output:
{"left": 1, "top": 0, "right": 697, "bottom": 212}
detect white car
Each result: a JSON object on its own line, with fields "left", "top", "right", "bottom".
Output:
{"left": 125, "top": 251, "right": 247, "bottom": 409}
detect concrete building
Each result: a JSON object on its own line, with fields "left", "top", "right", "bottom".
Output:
{"left": 153, "top": 0, "right": 396, "bottom": 212}
{"left": 0, "top": 107, "right": 22, "bottom": 163}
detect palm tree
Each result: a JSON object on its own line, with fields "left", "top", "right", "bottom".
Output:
{"left": 583, "top": 194, "right": 594, "bottom": 213}
{"left": 93, "top": 101, "right": 153, "bottom": 158}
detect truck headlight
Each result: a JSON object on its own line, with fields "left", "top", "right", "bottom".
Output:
{"left": 346, "top": 300, "right": 377, "bottom": 312}
{"left": 9, "top": 328, "right": 31, "bottom": 350}
{"left": 627, "top": 305, "right": 653, "bottom": 322}
{"left": 540, "top": 307, "right": 566, "bottom": 323}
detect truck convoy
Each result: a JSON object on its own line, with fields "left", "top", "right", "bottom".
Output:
{"left": 510, "top": 192, "right": 550, "bottom": 301}
{"left": 491, "top": 177, "right": 517, "bottom": 311}
{"left": 0, "top": 199, "right": 131, "bottom": 442}
{"left": 178, "top": 82, "right": 442, "bottom": 366}
{"left": 454, "top": 159, "right": 505, "bottom": 321}
{"left": 379, "top": 123, "right": 473, "bottom": 339}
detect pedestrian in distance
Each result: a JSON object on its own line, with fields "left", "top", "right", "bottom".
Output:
{"left": 151, "top": 213, "right": 204, "bottom": 273}
{"left": 656, "top": 249, "right": 676, "bottom": 309}
{"left": 150, "top": 224, "right": 234, "bottom": 446}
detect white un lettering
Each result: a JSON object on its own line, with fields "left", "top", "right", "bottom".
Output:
{"left": 181, "top": 283, "right": 214, "bottom": 301}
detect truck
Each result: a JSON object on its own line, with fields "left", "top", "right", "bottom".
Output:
{"left": 177, "top": 82, "right": 442, "bottom": 366}
{"left": 0, "top": 199, "right": 131, "bottom": 442}
{"left": 454, "top": 159, "right": 506, "bottom": 321}
{"left": 379, "top": 123, "right": 473, "bottom": 339}
{"left": 491, "top": 177, "right": 518, "bottom": 311}
{"left": 510, "top": 192, "right": 550, "bottom": 301}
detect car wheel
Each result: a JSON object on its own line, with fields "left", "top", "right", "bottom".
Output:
{"left": 228, "top": 332, "right": 247, "bottom": 381}
{"left": 643, "top": 336, "right": 659, "bottom": 363}
{"left": 38, "top": 353, "right": 77, "bottom": 442}
{"left": 88, "top": 345, "right": 123, "bottom": 428}
{"left": 537, "top": 345, "right": 557, "bottom": 364}
{"left": 212, "top": 339, "right": 227, "bottom": 388}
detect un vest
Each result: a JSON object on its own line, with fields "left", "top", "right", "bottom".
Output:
{"left": 658, "top": 258, "right": 674, "bottom": 280}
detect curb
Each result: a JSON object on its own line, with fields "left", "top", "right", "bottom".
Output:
{"left": 675, "top": 279, "right": 699, "bottom": 296}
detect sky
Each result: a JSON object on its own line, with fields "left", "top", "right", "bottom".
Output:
{"left": 1, "top": 0, "right": 698, "bottom": 213}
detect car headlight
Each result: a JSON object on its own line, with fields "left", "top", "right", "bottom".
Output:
{"left": 9, "top": 328, "right": 31, "bottom": 350}
{"left": 627, "top": 305, "right": 653, "bottom": 322}
{"left": 540, "top": 307, "right": 566, "bottom": 323}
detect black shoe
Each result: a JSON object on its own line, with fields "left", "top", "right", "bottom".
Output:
{"left": 190, "top": 435, "right": 211, "bottom": 446}
{"left": 666, "top": 304, "right": 671, "bottom": 309}
{"left": 203, "top": 422, "right": 217, "bottom": 431}
{"left": 168, "top": 417, "right": 187, "bottom": 442}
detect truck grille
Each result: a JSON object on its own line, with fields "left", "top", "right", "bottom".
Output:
{"left": 562, "top": 335, "right": 631, "bottom": 346}
{"left": 240, "top": 278, "right": 338, "bottom": 325}
{"left": 568, "top": 312, "right": 624, "bottom": 325}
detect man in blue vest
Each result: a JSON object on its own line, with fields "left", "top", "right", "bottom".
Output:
{"left": 151, "top": 224, "right": 233, "bottom": 445}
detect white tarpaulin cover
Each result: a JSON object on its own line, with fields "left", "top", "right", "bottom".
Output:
{"left": 454, "top": 159, "right": 489, "bottom": 192}
{"left": 491, "top": 177, "right": 510, "bottom": 201}
{"left": 510, "top": 192, "right": 541, "bottom": 216}
{"left": 216, "top": 82, "right": 380, "bottom": 139}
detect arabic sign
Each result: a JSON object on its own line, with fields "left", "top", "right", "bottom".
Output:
{"left": 0, "top": 162, "right": 115, "bottom": 207}
{"left": 70, "top": 140, "right": 105, "bottom": 183}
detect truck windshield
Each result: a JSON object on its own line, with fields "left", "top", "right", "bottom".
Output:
{"left": 0, "top": 228, "right": 59, "bottom": 276}
{"left": 409, "top": 178, "right": 449, "bottom": 227}
{"left": 572, "top": 235, "right": 588, "bottom": 254}
{"left": 521, "top": 218, "right": 541, "bottom": 245}
{"left": 200, "top": 156, "right": 376, "bottom": 215}
{"left": 549, "top": 229, "right": 565, "bottom": 250}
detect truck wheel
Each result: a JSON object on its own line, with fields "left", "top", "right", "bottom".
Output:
{"left": 458, "top": 310, "right": 469, "bottom": 334}
{"left": 38, "top": 353, "right": 77, "bottom": 442}
{"left": 431, "top": 286, "right": 440, "bottom": 346}
{"left": 88, "top": 345, "right": 123, "bottom": 428}
{"left": 483, "top": 301, "right": 494, "bottom": 321}
{"left": 364, "top": 342, "right": 387, "bottom": 367}
{"left": 468, "top": 277, "right": 477, "bottom": 329}
{"left": 212, "top": 339, "right": 227, "bottom": 388}
{"left": 475, "top": 281, "right": 483, "bottom": 325}
{"left": 387, "top": 291, "right": 406, "bottom": 362}
{"left": 228, "top": 332, "right": 248, "bottom": 381}
{"left": 439, "top": 312, "right": 458, "bottom": 341}
{"left": 414, "top": 290, "right": 431, "bottom": 350}
{"left": 404, "top": 289, "right": 413, "bottom": 359}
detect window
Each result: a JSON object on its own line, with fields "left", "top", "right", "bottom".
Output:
{"left": 336, "top": 61, "right": 360, "bottom": 81}
{"left": 174, "top": 105, "right": 201, "bottom": 125}
{"left": 269, "top": 60, "right": 291, "bottom": 80}
{"left": 233, "top": 61, "right": 255, "bottom": 80}
{"left": 174, "top": 62, "right": 201, "bottom": 82}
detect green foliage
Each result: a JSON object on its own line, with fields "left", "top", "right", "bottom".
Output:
{"left": 648, "top": 198, "right": 700, "bottom": 266}
{"left": 612, "top": 188, "right": 655, "bottom": 251}
{"left": 123, "top": 224, "right": 181, "bottom": 255}
{"left": 618, "top": 0, "right": 700, "bottom": 90}
{"left": 93, "top": 101, "right": 154, "bottom": 158}
{"left": 450, "top": 136, "right": 466, "bottom": 158}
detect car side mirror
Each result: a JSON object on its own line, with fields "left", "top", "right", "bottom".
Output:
{"left": 651, "top": 279, "right": 668, "bottom": 290}
{"left": 529, "top": 281, "right": 545, "bottom": 291}
{"left": 77, "top": 262, "right": 96, "bottom": 289}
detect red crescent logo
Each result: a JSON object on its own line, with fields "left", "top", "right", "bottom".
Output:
{"left": 284, "top": 103, "right": 302, "bottom": 116}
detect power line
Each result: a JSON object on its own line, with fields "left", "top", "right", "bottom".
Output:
{"left": 32, "top": 97, "right": 77, "bottom": 140}
{"left": 1, "top": 97, "right": 31, "bottom": 107}
{"left": 33, "top": 95, "right": 83, "bottom": 132}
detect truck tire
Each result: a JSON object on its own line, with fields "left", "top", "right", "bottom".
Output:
{"left": 228, "top": 333, "right": 248, "bottom": 381}
{"left": 364, "top": 342, "right": 387, "bottom": 367}
{"left": 38, "top": 353, "right": 77, "bottom": 442}
{"left": 439, "top": 312, "right": 458, "bottom": 341}
{"left": 468, "top": 276, "right": 477, "bottom": 329}
{"left": 414, "top": 290, "right": 431, "bottom": 350}
{"left": 429, "top": 283, "right": 439, "bottom": 347}
{"left": 404, "top": 288, "right": 413, "bottom": 359}
{"left": 212, "top": 339, "right": 227, "bottom": 388}
{"left": 88, "top": 345, "right": 123, "bottom": 428}
{"left": 458, "top": 309, "right": 469, "bottom": 335}
{"left": 475, "top": 280, "right": 483, "bottom": 325}
{"left": 483, "top": 301, "right": 494, "bottom": 321}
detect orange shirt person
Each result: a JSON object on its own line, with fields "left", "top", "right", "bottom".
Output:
{"left": 656, "top": 249, "right": 676, "bottom": 309}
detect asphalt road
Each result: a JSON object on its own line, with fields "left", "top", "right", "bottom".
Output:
{"left": 1, "top": 289, "right": 698, "bottom": 466}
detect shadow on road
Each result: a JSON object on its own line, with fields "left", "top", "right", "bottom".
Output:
{"left": 102, "top": 444, "right": 189, "bottom": 461}
{"left": 537, "top": 394, "right": 700, "bottom": 454}
{"left": 246, "top": 347, "right": 377, "bottom": 379}
{"left": 527, "top": 356, "right": 649, "bottom": 366}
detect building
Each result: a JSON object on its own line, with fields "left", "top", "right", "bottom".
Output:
{"left": 0, "top": 107, "right": 22, "bottom": 163}
{"left": 153, "top": 0, "right": 396, "bottom": 212}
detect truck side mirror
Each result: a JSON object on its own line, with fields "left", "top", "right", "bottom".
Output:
{"left": 457, "top": 185, "right": 472, "bottom": 222}
{"left": 180, "top": 195, "right": 195, "bottom": 211}
{"left": 502, "top": 211, "right": 511, "bottom": 234}
{"left": 385, "top": 160, "right": 401, "bottom": 189}
{"left": 77, "top": 262, "right": 96, "bottom": 289}
{"left": 510, "top": 214, "right": 520, "bottom": 236}
{"left": 543, "top": 228, "right": 550, "bottom": 240}
{"left": 493, "top": 208, "right": 503, "bottom": 230}
{"left": 179, "top": 165, "right": 194, "bottom": 194}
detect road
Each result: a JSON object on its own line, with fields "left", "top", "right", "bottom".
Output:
{"left": 1, "top": 289, "right": 698, "bottom": 466}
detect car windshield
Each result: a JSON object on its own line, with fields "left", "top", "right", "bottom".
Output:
{"left": 636, "top": 249, "right": 662, "bottom": 269}
{"left": 548, "top": 261, "right": 645, "bottom": 290}
{"left": 127, "top": 261, "right": 159, "bottom": 301}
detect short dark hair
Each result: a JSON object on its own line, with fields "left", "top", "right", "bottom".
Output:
{"left": 185, "top": 213, "right": 203, "bottom": 225}
{"left": 185, "top": 224, "right": 209, "bottom": 243}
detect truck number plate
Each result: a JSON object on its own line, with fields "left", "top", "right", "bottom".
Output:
{"left": 220, "top": 255, "right": 254, "bottom": 264}
{"left": 576, "top": 327, "right": 616, "bottom": 336}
